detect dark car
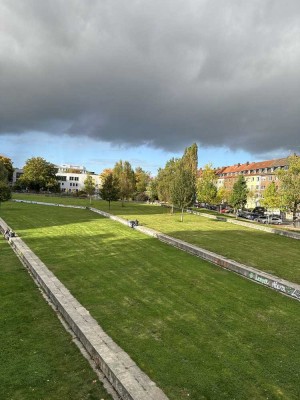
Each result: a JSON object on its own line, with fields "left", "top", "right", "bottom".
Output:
{"left": 252, "top": 207, "right": 266, "bottom": 215}
{"left": 237, "top": 211, "right": 249, "bottom": 219}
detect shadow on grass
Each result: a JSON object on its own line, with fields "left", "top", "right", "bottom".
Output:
{"left": 7, "top": 228, "right": 300, "bottom": 400}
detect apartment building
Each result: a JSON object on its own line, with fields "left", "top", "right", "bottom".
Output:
{"left": 56, "top": 164, "right": 101, "bottom": 193}
{"left": 215, "top": 157, "right": 289, "bottom": 208}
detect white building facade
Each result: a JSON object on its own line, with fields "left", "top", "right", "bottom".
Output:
{"left": 56, "top": 164, "right": 101, "bottom": 193}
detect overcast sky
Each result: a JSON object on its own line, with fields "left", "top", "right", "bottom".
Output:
{"left": 1, "top": 0, "right": 299, "bottom": 173}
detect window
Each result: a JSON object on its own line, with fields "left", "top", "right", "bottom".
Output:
{"left": 69, "top": 177, "right": 74, "bottom": 181}
{"left": 74, "top": 177, "right": 79, "bottom": 181}
{"left": 57, "top": 175, "right": 67, "bottom": 181}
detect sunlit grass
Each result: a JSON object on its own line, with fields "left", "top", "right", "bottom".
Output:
{"left": 0, "top": 236, "right": 112, "bottom": 400}
{"left": 1, "top": 201, "right": 300, "bottom": 400}
{"left": 11, "top": 193, "right": 300, "bottom": 283}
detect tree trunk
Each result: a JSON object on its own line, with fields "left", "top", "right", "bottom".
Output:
{"left": 108, "top": 200, "right": 111, "bottom": 210}
{"left": 293, "top": 202, "right": 297, "bottom": 226}
{"left": 181, "top": 207, "right": 184, "bottom": 222}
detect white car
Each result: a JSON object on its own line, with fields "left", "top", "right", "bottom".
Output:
{"left": 268, "top": 216, "right": 282, "bottom": 225}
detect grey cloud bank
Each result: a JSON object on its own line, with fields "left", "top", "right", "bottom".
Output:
{"left": 1, "top": 0, "right": 299, "bottom": 154}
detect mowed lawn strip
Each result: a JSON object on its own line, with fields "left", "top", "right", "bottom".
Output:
{"left": 2, "top": 202, "right": 300, "bottom": 400}
{"left": 0, "top": 237, "right": 112, "bottom": 400}
{"left": 12, "top": 194, "right": 300, "bottom": 284}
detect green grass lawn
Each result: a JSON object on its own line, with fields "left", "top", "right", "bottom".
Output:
{"left": 12, "top": 194, "right": 300, "bottom": 284}
{"left": 0, "top": 235, "right": 112, "bottom": 400}
{"left": 1, "top": 201, "right": 300, "bottom": 400}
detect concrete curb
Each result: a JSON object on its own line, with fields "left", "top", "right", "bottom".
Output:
{"left": 9, "top": 200, "right": 300, "bottom": 300}
{"left": 88, "top": 209, "right": 300, "bottom": 302}
{"left": 0, "top": 217, "right": 169, "bottom": 400}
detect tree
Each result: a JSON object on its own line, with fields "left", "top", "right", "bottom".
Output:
{"left": 182, "top": 143, "right": 198, "bottom": 201}
{"left": 277, "top": 154, "right": 300, "bottom": 220}
{"left": 216, "top": 187, "right": 231, "bottom": 205}
{"left": 0, "top": 162, "right": 9, "bottom": 182}
{"left": 19, "top": 157, "right": 59, "bottom": 192}
{"left": 135, "top": 167, "right": 151, "bottom": 197}
{"left": 171, "top": 161, "right": 195, "bottom": 222}
{"left": 157, "top": 158, "right": 178, "bottom": 201}
{"left": 197, "top": 163, "right": 217, "bottom": 204}
{"left": 0, "top": 181, "right": 11, "bottom": 207}
{"left": 146, "top": 177, "right": 158, "bottom": 202}
{"left": 113, "top": 161, "right": 136, "bottom": 206}
{"left": 261, "top": 182, "right": 281, "bottom": 211}
{"left": 0, "top": 156, "right": 13, "bottom": 182}
{"left": 182, "top": 143, "right": 198, "bottom": 181}
{"left": 100, "top": 173, "right": 119, "bottom": 210}
{"left": 230, "top": 175, "right": 249, "bottom": 212}
{"left": 100, "top": 168, "right": 113, "bottom": 181}
{"left": 84, "top": 174, "right": 96, "bottom": 204}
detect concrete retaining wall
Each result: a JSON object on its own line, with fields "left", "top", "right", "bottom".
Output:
{"left": 153, "top": 232, "right": 300, "bottom": 301}
{"left": 0, "top": 217, "right": 168, "bottom": 400}
{"left": 87, "top": 208, "right": 300, "bottom": 301}
{"left": 9, "top": 200, "right": 300, "bottom": 300}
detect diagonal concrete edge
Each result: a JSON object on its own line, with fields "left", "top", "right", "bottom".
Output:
{"left": 88, "top": 209, "right": 300, "bottom": 302}
{"left": 6, "top": 200, "right": 300, "bottom": 300}
{"left": 0, "top": 217, "right": 169, "bottom": 400}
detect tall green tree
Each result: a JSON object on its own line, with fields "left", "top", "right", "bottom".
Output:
{"left": 230, "top": 175, "right": 249, "bottom": 212}
{"left": 84, "top": 174, "right": 96, "bottom": 204}
{"left": 0, "top": 181, "right": 11, "bottom": 207}
{"left": 277, "top": 154, "right": 300, "bottom": 220}
{"left": 19, "top": 157, "right": 59, "bottom": 192}
{"left": 146, "top": 177, "right": 158, "bottom": 202}
{"left": 0, "top": 162, "right": 9, "bottom": 182}
{"left": 182, "top": 143, "right": 198, "bottom": 179}
{"left": 157, "top": 158, "right": 179, "bottom": 212}
{"left": 182, "top": 143, "right": 198, "bottom": 200}
{"left": 171, "top": 161, "right": 195, "bottom": 222}
{"left": 100, "top": 173, "right": 119, "bottom": 210}
{"left": 135, "top": 167, "right": 151, "bottom": 197}
{"left": 113, "top": 160, "right": 136, "bottom": 206}
{"left": 261, "top": 182, "right": 281, "bottom": 211}
{"left": 197, "top": 163, "right": 217, "bottom": 204}
{"left": 0, "top": 156, "right": 13, "bottom": 182}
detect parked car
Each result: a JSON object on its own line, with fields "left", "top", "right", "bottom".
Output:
{"left": 252, "top": 206, "right": 266, "bottom": 215}
{"left": 245, "top": 212, "right": 260, "bottom": 220}
{"left": 255, "top": 216, "right": 268, "bottom": 223}
{"left": 255, "top": 215, "right": 282, "bottom": 224}
{"left": 237, "top": 211, "right": 249, "bottom": 219}
{"left": 268, "top": 216, "right": 282, "bottom": 225}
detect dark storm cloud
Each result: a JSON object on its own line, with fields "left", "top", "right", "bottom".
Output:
{"left": 1, "top": 0, "right": 299, "bottom": 154}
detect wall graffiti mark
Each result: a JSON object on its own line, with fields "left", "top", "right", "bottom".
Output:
{"left": 249, "top": 272, "right": 270, "bottom": 286}
{"left": 247, "top": 271, "right": 300, "bottom": 300}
